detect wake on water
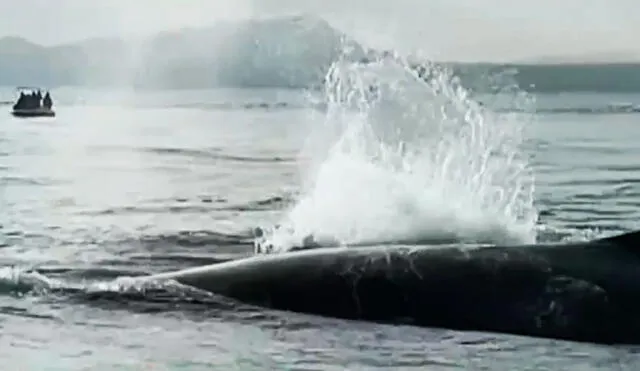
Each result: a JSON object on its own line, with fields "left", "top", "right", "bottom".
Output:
{"left": 256, "top": 53, "right": 538, "bottom": 254}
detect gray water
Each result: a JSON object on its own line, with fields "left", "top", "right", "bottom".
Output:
{"left": 2, "top": 87, "right": 640, "bottom": 370}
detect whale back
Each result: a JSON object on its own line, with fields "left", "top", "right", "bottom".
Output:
{"left": 141, "top": 229, "right": 640, "bottom": 344}
{"left": 595, "top": 230, "right": 640, "bottom": 253}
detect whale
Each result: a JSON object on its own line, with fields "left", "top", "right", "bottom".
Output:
{"left": 143, "top": 229, "right": 640, "bottom": 345}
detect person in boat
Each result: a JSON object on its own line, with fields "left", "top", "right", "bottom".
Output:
{"left": 43, "top": 91, "right": 53, "bottom": 110}
{"left": 13, "top": 92, "right": 26, "bottom": 110}
{"left": 33, "top": 91, "right": 41, "bottom": 108}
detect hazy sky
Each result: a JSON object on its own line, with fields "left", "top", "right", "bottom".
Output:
{"left": 1, "top": 0, "right": 638, "bottom": 61}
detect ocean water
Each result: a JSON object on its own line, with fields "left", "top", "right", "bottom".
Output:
{"left": 2, "top": 58, "right": 640, "bottom": 370}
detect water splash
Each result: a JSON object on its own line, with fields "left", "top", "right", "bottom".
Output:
{"left": 257, "top": 53, "right": 537, "bottom": 253}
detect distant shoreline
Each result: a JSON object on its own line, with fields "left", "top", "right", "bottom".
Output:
{"left": 1, "top": 35, "right": 638, "bottom": 67}
{"left": 1, "top": 33, "right": 639, "bottom": 67}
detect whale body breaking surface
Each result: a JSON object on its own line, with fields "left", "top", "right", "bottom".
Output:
{"left": 143, "top": 229, "right": 640, "bottom": 345}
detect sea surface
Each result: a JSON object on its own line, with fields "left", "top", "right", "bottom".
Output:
{"left": 2, "top": 61, "right": 640, "bottom": 370}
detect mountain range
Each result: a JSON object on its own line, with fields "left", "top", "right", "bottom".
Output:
{"left": 0, "top": 15, "right": 638, "bottom": 92}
